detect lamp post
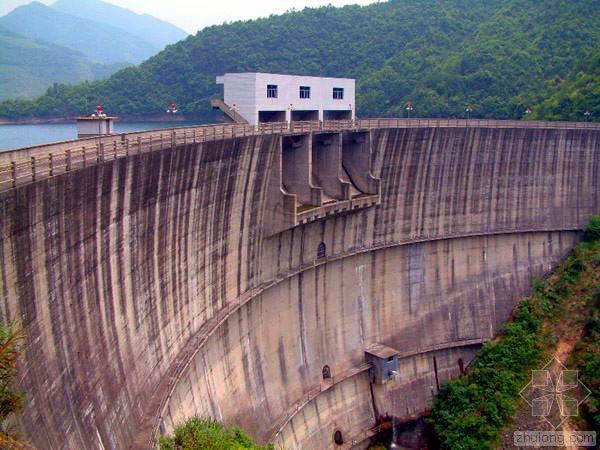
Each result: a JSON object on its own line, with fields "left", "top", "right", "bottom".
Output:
{"left": 288, "top": 103, "right": 294, "bottom": 130}
{"left": 96, "top": 105, "right": 103, "bottom": 135}
{"left": 405, "top": 101, "right": 414, "bottom": 119}
{"left": 465, "top": 105, "right": 473, "bottom": 120}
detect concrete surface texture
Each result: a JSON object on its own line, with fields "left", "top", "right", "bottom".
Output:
{"left": 0, "top": 125, "right": 598, "bottom": 449}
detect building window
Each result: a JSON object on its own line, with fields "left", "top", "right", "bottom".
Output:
{"left": 333, "top": 87, "right": 344, "bottom": 99}
{"left": 267, "top": 84, "right": 278, "bottom": 98}
{"left": 299, "top": 86, "right": 311, "bottom": 99}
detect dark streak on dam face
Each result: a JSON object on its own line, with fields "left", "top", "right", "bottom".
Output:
{"left": 0, "top": 125, "right": 598, "bottom": 449}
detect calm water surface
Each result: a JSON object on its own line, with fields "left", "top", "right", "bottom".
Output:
{"left": 0, "top": 120, "right": 213, "bottom": 151}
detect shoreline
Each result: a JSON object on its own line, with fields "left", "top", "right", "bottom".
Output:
{"left": 0, "top": 114, "right": 217, "bottom": 125}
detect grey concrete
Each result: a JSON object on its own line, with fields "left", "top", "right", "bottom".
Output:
{"left": 282, "top": 135, "right": 323, "bottom": 206}
{"left": 311, "top": 132, "right": 351, "bottom": 201}
{"left": 0, "top": 125, "right": 597, "bottom": 450}
{"left": 342, "top": 131, "right": 380, "bottom": 195}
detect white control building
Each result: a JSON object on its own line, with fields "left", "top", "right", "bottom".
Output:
{"left": 215, "top": 72, "right": 355, "bottom": 125}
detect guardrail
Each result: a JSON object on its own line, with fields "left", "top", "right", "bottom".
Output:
{"left": 0, "top": 118, "right": 598, "bottom": 193}
{"left": 357, "top": 117, "right": 600, "bottom": 130}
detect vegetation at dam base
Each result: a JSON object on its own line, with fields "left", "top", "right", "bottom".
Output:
{"left": 158, "top": 417, "right": 273, "bottom": 450}
{"left": 427, "top": 216, "right": 600, "bottom": 449}
{"left": 570, "top": 293, "right": 600, "bottom": 434}
{"left": 0, "top": 0, "right": 598, "bottom": 121}
{"left": 569, "top": 217, "right": 600, "bottom": 432}
{"left": 0, "top": 322, "right": 25, "bottom": 449}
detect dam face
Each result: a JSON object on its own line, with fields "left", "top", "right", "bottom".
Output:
{"left": 0, "top": 123, "right": 598, "bottom": 449}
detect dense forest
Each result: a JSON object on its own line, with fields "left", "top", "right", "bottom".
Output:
{"left": 0, "top": 0, "right": 598, "bottom": 121}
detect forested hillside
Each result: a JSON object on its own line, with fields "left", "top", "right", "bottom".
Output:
{"left": 0, "top": 26, "right": 127, "bottom": 100}
{"left": 1, "top": 0, "right": 598, "bottom": 120}
{"left": 0, "top": 0, "right": 187, "bottom": 101}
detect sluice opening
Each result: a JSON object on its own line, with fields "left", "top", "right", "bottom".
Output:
{"left": 258, "top": 110, "right": 286, "bottom": 122}
{"left": 291, "top": 110, "right": 319, "bottom": 121}
{"left": 324, "top": 110, "right": 352, "bottom": 120}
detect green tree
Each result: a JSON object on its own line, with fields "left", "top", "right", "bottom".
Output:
{"left": 0, "top": 322, "right": 26, "bottom": 448}
{"left": 159, "top": 417, "right": 273, "bottom": 450}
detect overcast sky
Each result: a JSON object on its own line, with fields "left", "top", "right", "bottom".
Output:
{"left": 1, "top": 0, "right": 380, "bottom": 34}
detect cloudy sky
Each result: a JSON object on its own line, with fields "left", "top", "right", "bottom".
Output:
{"left": 1, "top": 0, "right": 380, "bottom": 34}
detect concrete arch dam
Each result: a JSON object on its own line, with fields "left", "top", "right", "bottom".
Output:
{"left": 0, "top": 120, "right": 598, "bottom": 449}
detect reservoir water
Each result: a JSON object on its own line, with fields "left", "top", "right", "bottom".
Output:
{"left": 0, "top": 120, "right": 214, "bottom": 151}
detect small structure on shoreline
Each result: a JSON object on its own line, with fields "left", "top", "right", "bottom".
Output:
{"left": 76, "top": 105, "right": 118, "bottom": 138}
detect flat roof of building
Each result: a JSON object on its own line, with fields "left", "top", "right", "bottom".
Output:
{"left": 76, "top": 116, "right": 119, "bottom": 120}
{"left": 365, "top": 343, "right": 400, "bottom": 359}
{"left": 217, "top": 72, "right": 354, "bottom": 82}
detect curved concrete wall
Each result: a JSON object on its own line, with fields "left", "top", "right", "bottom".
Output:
{"left": 0, "top": 126, "right": 597, "bottom": 449}
{"left": 162, "top": 232, "right": 578, "bottom": 449}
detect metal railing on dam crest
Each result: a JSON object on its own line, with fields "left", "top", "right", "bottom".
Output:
{"left": 1, "top": 118, "right": 598, "bottom": 192}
